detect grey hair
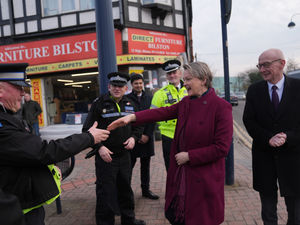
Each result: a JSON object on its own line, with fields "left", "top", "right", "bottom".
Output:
{"left": 183, "top": 61, "right": 213, "bottom": 88}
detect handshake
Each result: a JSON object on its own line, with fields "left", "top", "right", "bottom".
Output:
{"left": 87, "top": 114, "right": 137, "bottom": 145}
{"left": 85, "top": 114, "right": 137, "bottom": 159}
{"left": 87, "top": 121, "right": 110, "bottom": 145}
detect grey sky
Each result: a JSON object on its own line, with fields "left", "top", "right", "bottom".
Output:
{"left": 192, "top": 0, "right": 300, "bottom": 77}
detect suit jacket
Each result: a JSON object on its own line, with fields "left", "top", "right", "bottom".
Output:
{"left": 126, "top": 90, "right": 155, "bottom": 158}
{"left": 243, "top": 76, "right": 300, "bottom": 196}
{"left": 135, "top": 88, "right": 233, "bottom": 225}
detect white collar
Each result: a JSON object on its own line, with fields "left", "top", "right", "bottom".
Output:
{"left": 267, "top": 75, "right": 284, "bottom": 91}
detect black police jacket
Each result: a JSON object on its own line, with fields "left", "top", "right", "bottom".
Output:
{"left": 82, "top": 93, "right": 142, "bottom": 154}
{"left": 0, "top": 106, "right": 95, "bottom": 210}
{"left": 0, "top": 189, "right": 25, "bottom": 225}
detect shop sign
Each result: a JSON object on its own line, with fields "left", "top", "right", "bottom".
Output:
{"left": 31, "top": 79, "right": 44, "bottom": 127}
{"left": 117, "top": 54, "right": 176, "bottom": 65}
{"left": 0, "top": 31, "right": 122, "bottom": 65}
{"left": 128, "top": 28, "right": 186, "bottom": 56}
{"left": 26, "top": 55, "right": 176, "bottom": 74}
{"left": 26, "top": 58, "right": 99, "bottom": 74}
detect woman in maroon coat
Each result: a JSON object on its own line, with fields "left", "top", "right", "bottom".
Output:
{"left": 108, "top": 62, "right": 233, "bottom": 225}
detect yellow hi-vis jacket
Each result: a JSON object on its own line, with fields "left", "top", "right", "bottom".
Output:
{"left": 22, "top": 165, "right": 61, "bottom": 214}
{"left": 151, "top": 83, "right": 187, "bottom": 139}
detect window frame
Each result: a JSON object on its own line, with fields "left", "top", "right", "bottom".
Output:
{"left": 42, "top": 0, "right": 95, "bottom": 17}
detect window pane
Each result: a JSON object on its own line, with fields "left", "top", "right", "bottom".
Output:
{"left": 80, "top": 0, "right": 95, "bottom": 10}
{"left": 62, "top": 0, "right": 75, "bottom": 12}
{"left": 43, "top": 0, "right": 58, "bottom": 16}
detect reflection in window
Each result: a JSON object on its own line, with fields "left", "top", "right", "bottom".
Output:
{"left": 80, "top": 0, "right": 95, "bottom": 10}
{"left": 62, "top": 0, "right": 75, "bottom": 12}
{"left": 43, "top": 0, "right": 58, "bottom": 16}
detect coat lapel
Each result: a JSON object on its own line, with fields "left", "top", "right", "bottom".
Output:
{"left": 261, "top": 81, "right": 276, "bottom": 117}
{"left": 276, "top": 76, "right": 289, "bottom": 118}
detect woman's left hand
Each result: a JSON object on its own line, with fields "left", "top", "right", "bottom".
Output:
{"left": 123, "top": 137, "right": 135, "bottom": 150}
{"left": 175, "top": 152, "right": 189, "bottom": 166}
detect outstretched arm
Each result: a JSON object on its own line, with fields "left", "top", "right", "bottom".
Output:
{"left": 107, "top": 114, "right": 136, "bottom": 131}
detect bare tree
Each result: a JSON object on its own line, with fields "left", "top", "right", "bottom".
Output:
{"left": 237, "top": 68, "right": 262, "bottom": 91}
{"left": 285, "top": 58, "right": 300, "bottom": 73}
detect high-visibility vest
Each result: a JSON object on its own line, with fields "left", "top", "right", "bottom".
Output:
{"left": 23, "top": 165, "right": 61, "bottom": 214}
{"left": 151, "top": 83, "right": 187, "bottom": 139}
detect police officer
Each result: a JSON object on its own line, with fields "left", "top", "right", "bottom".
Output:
{"left": 151, "top": 59, "right": 187, "bottom": 171}
{"left": 0, "top": 63, "right": 110, "bottom": 225}
{"left": 82, "top": 72, "right": 145, "bottom": 225}
{"left": 126, "top": 73, "right": 159, "bottom": 200}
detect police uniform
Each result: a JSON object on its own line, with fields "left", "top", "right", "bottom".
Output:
{"left": 0, "top": 63, "right": 96, "bottom": 225}
{"left": 82, "top": 72, "right": 144, "bottom": 225}
{"left": 0, "top": 189, "right": 25, "bottom": 225}
{"left": 151, "top": 60, "right": 187, "bottom": 170}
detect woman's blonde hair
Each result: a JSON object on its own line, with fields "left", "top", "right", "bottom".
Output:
{"left": 183, "top": 62, "right": 213, "bottom": 88}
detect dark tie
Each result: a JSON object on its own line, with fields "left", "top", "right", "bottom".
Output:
{"left": 272, "top": 85, "right": 279, "bottom": 110}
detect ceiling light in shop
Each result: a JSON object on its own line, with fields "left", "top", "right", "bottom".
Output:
{"left": 64, "top": 81, "right": 92, "bottom": 86}
{"left": 72, "top": 85, "right": 83, "bottom": 88}
{"left": 71, "top": 72, "right": 98, "bottom": 77}
{"left": 57, "top": 79, "right": 74, "bottom": 82}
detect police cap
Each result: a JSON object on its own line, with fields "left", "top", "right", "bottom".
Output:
{"left": 162, "top": 59, "right": 181, "bottom": 73}
{"left": 108, "top": 72, "right": 130, "bottom": 87}
{"left": 0, "top": 63, "right": 31, "bottom": 87}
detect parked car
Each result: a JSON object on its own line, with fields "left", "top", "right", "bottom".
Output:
{"left": 235, "top": 91, "right": 246, "bottom": 100}
{"left": 218, "top": 92, "right": 238, "bottom": 106}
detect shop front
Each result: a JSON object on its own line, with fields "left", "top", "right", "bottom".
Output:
{"left": 0, "top": 28, "right": 186, "bottom": 127}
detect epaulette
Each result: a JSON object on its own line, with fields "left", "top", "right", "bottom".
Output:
{"left": 93, "top": 97, "right": 101, "bottom": 103}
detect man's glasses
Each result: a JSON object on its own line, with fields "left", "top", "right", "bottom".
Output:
{"left": 256, "top": 59, "right": 281, "bottom": 69}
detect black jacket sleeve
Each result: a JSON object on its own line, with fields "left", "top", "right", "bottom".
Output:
{"left": 0, "top": 119, "right": 94, "bottom": 167}
{"left": 130, "top": 102, "right": 143, "bottom": 141}
{"left": 34, "top": 101, "right": 42, "bottom": 119}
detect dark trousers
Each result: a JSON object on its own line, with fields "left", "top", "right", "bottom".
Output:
{"left": 260, "top": 193, "right": 300, "bottom": 225}
{"left": 162, "top": 135, "right": 173, "bottom": 171}
{"left": 95, "top": 152, "right": 135, "bottom": 225}
{"left": 131, "top": 155, "right": 151, "bottom": 191}
{"left": 31, "top": 122, "right": 40, "bottom": 136}
{"left": 24, "top": 206, "right": 45, "bottom": 225}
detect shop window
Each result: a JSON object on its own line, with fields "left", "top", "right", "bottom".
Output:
{"left": 42, "top": 0, "right": 95, "bottom": 16}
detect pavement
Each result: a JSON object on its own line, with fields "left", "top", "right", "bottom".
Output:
{"left": 43, "top": 122, "right": 288, "bottom": 225}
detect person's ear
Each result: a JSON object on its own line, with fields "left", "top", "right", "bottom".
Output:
{"left": 280, "top": 59, "right": 286, "bottom": 69}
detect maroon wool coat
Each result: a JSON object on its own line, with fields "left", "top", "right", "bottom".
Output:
{"left": 135, "top": 88, "right": 233, "bottom": 225}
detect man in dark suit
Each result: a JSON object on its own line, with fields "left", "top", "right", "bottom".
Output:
{"left": 243, "top": 48, "right": 300, "bottom": 225}
{"left": 127, "top": 73, "right": 159, "bottom": 200}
